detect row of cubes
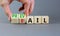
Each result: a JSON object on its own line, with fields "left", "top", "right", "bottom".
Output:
{"left": 11, "top": 14, "right": 49, "bottom": 24}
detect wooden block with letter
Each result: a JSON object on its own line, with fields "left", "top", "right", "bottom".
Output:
{"left": 18, "top": 14, "right": 26, "bottom": 24}
{"left": 11, "top": 14, "right": 19, "bottom": 23}
{"left": 34, "top": 16, "right": 42, "bottom": 24}
{"left": 27, "top": 16, "right": 34, "bottom": 24}
{"left": 41, "top": 16, "right": 49, "bottom": 24}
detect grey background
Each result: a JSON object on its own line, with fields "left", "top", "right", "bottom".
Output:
{"left": 0, "top": 0, "right": 60, "bottom": 36}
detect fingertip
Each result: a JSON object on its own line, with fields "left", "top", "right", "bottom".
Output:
{"left": 8, "top": 17, "right": 11, "bottom": 22}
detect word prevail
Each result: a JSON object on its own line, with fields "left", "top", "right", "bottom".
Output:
{"left": 11, "top": 14, "right": 49, "bottom": 24}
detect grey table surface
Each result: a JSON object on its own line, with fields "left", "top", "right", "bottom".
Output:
{"left": 0, "top": 0, "right": 60, "bottom": 36}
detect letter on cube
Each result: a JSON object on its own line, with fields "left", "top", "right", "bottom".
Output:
{"left": 11, "top": 14, "right": 19, "bottom": 23}
{"left": 18, "top": 14, "right": 26, "bottom": 23}
{"left": 41, "top": 16, "right": 49, "bottom": 24}
{"left": 34, "top": 16, "right": 42, "bottom": 24}
{"left": 27, "top": 16, "right": 34, "bottom": 24}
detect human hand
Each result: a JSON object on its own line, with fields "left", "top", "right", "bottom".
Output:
{"left": 19, "top": 0, "right": 35, "bottom": 16}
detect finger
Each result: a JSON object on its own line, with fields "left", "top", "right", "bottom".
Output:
{"left": 8, "top": 14, "right": 12, "bottom": 22}
{"left": 24, "top": 2, "right": 30, "bottom": 16}
{"left": 29, "top": 0, "right": 35, "bottom": 14}
{"left": 8, "top": 16, "right": 11, "bottom": 22}
{"left": 8, "top": 0, "right": 13, "bottom": 4}
{"left": 24, "top": 11, "right": 29, "bottom": 16}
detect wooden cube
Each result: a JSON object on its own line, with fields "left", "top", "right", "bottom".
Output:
{"left": 18, "top": 14, "right": 26, "bottom": 24}
{"left": 11, "top": 14, "right": 19, "bottom": 23}
{"left": 27, "top": 16, "right": 34, "bottom": 24}
{"left": 34, "top": 16, "right": 42, "bottom": 24}
{"left": 41, "top": 16, "right": 49, "bottom": 24}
